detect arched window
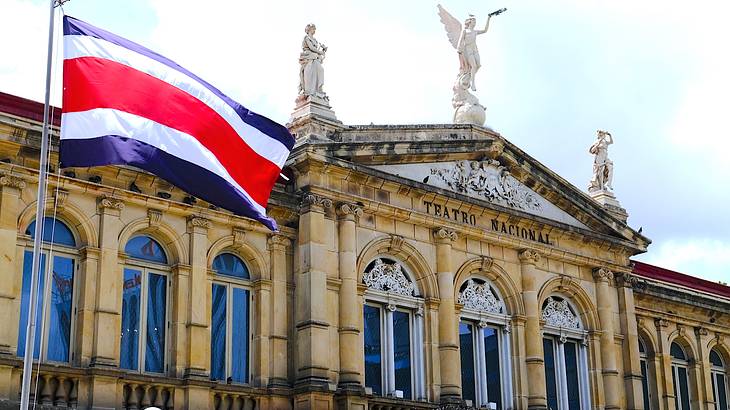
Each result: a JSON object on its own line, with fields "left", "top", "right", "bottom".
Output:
{"left": 210, "top": 252, "right": 251, "bottom": 384}
{"left": 541, "top": 296, "right": 591, "bottom": 410}
{"left": 120, "top": 235, "right": 169, "bottom": 374}
{"left": 457, "top": 278, "right": 512, "bottom": 409}
{"left": 362, "top": 258, "right": 425, "bottom": 400}
{"left": 17, "top": 217, "right": 77, "bottom": 363}
{"left": 710, "top": 349, "right": 728, "bottom": 410}
{"left": 670, "top": 342, "right": 691, "bottom": 410}
{"left": 639, "top": 337, "right": 654, "bottom": 410}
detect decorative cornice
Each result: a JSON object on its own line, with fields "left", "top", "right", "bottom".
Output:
{"left": 695, "top": 326, "right": 708, "bottom": 337}
{"left": 336, "top": 202, "right": 363, "bottom": 221}
{"left": 267, "top": 233, "right": 291, "bottom": 249}
{"left": 615, "top": 272, "right": 639, "bottom": 288}
{"left": 299, "top": 193, "right": 332, "bottom": 212}
{"left": 592, "top": 267, "right": 614, "bottom": 283}
{"left": 433, "top": 228, "right": 458, "bottom": 243}
{"left": 654, "top": 318, "right": 669, "bottom": 329}
{"left": 147, "top": 209, "right": 162, "bottom": 227}
{"left": 97, "top": 196, "right": 125, "bottom": 211}
{"left": 0, "top": 173, "right": 26, "bottom": 190}
{"left": 187, "top": 215, "right": 211, "bottom": 230}
{"left": 518, "top": 249, "right": 541, "bottom": 265}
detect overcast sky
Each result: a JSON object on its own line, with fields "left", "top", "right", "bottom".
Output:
{"left": 2, "top": 0, "right": 728, "bottom": 283}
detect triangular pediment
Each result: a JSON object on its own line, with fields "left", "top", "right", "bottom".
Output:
{"left": 370, "top": 160, "right": 589, "bottom": 229}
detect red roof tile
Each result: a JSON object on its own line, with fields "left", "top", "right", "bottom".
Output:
{"left": 0, "top": 91, "right": 61, "bottom": 126}
{"left": 632, "top": 260, "right": 730, "bottom": 299}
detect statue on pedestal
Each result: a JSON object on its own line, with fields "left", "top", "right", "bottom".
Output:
{"left": 298, "top": 24, "right": 328, "bottom": 101}
{"left": 437, "top": 5, "right": 506, "bottom": 126}
{"left": 588, "top": 130, "right": 614, "bottom": 192}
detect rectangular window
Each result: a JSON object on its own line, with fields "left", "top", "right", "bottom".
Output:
{"left": 46, "top": 255, "right": 75, "bottom": 362}
{"left": 564, "top": 341, "right": 581, "bottom": 410}
{"left": 674, "top": 366, "right": 690, "bottom": 410}
{"left": 144, "top": 273, "right": 166, "bottom": 373}
{"left": 18, "top": 252, "right": 46, "bottom": 360}
{"left": 483, "top": 327, "right": 502, "bottom": 410}
{"left": 459, "top": 323, "right": 476, "bottom": 403}
{"left": 231, "top": 288, "right": 250, "bottom": 383}
{"left": 120, "top": 268, "right": 166, "bottom": 373}
{"left": 543, "top": 338, "right": 559, "bottom": 410}
{"left": 393, "top": 310, "right": 412, "bottom": 400}
{"left": 714, "top": 373, "right": 727, "bottom": 410}
{"left": 120, "top": 268, "right": 141, "bottom": 370}
{"left": 211, "top": 284, "right": 227, "bottom": 381}
{"left": 364, "top": 305, "right": 383, "bottom": 395}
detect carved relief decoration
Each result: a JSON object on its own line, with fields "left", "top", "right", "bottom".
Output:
{"left": 0, "top": 173, "right": 26, "bottom": 190}
{"left": 458, "top": 279, "right": 505, "bottom": 314}
{"left": 430, "top": 159, "right": 542, "bottom": 211}
{"left": 300, "top": 193, "right": 332, "bottom": 211}
{"left": 363, "top": 258, "right": 416, "bottom": 297}
{"left": 542, "top": 296, "right": 581, "bottom": 330}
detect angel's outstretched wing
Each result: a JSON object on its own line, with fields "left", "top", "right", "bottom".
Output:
{"left": 437, "top": 4, "right": 462, "bottom": 49}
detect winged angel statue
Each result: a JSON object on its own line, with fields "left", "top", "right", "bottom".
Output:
{"left": 437, "top": 5, "right": 505, "bottom": 125}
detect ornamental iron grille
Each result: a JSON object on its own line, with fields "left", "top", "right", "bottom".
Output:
{"left": 458, "top": 279, "right": 505, "bottom": 314}
{"left": 541, "top": 296, "right": 581, "bottom": 330}
{"left": 363, "top": 258, "right": 416, "bottom": 297}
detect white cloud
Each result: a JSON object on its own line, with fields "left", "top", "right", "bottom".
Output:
{"left": 636, "top": 239, "right": 730, "bottom": 284}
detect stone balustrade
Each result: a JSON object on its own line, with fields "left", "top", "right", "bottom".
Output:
{"left": 121, "top": 381, "right": 175, "bottom": 410}
{"left": 25, "top": 372, "right": 79, "bottom": 408}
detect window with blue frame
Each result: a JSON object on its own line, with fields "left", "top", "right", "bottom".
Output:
{"left": 18, "top": 217, "right": 77, "bottom": 363}
{"left": 120, "top": 235, "right": 169, "bottom": 373}
{"left": 210, "top": 252, "right": 251, "bottom": 384}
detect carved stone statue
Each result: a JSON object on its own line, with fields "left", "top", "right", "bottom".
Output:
{"left": 298, "top": 24, "right": 328, "bottom": 100}
{"left": 437, "top": 5, "right": 505, "bottom": 126}
{"left": 588, "top": 130, "right": 614, "bottom": 192}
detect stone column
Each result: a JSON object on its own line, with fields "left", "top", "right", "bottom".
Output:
{"left": 519, "top": 249, "right": 547, "bottom": 410}
{"left": 616, "top": 272, "right": 644, "bottom": 410}
{"left": 0, "top": 174, "right": 24, "bottom": 356}
{"left": 91, "top": 196, "right": 125, "bottom": 368}
{"left": 693, "top": 326, "right": 712, "bottom": 410}
{"left": 295, "top": 193, "right": 333, "bottom": 386}
{"left": 0, "top": 174, "right": 24, "bottom": 401}
{"left": 654, "top": 318, "right": 676, "bottom": 409}
{"left": 593, "top": 267, "right": 621, "bottom": 410}
{"left": 336, "top": 202, "right": 363, "bottom": 387}
{"left": 434, "top": 228, "right": 461, "bottom": 401}
{"left": 185, "top": 216, "right": 211, "bottom": 379}
{"left": 268, "top": 233, "right": 292, "bottom": 388}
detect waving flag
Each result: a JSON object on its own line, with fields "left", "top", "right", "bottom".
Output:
{"left": 60, "top": 16, "right": 294, "bottom": 231}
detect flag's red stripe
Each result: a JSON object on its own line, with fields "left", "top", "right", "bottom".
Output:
{"left": 62, "top": 56, "right": 278, "bottom": 207}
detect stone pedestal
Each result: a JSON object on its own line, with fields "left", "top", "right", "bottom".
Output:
{"left": 589, "top": 189, "right": 628, "bottom": 222}
{"left": 291, "top": 95, "right": 339, "bottom": 124}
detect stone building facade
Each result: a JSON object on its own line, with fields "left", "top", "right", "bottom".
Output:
{"left": 0, "top": 91, "right": 728, "bottom": 410}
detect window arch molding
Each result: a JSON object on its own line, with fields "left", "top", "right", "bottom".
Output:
{"left": 117, "top": 217, "right": 185, "bottom": 265}
{"left": 709, "top": 345, "right": 729, "bottom": 410}
{"left": 667, "top": 334, "right": 698, "bottom": 364}
{"left": 18, "top": 201, "right": 96, "bottom": 247}
{"left": 537, "top": 276, "right": 600, "bottom": 331}
{"left": 357, "top": 235, "right": 437, "bottom": 299}
{"left": 454, "top": 257, "right": 524, "bottom": 316}
{"left": 207, "top": 234, "right": 268, "bottom": 281}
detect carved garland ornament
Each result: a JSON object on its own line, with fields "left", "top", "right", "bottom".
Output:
{"left": 458, "top": 279, "right": 504, "bottom": 314}
{"left": 541, "top": 297, "right": 581, "bottom": 330}
{"left": 362, "top": 258, "right": 416, "bottom": 297}
{"left": 430, "top": 159, "right": 542, "bottom": 211}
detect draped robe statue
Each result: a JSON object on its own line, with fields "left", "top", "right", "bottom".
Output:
{"left": 589, "top": 130, "right": 614, "bottom": 191}
{"left": 298, "top": 24, "right": 328, "bottom": 100}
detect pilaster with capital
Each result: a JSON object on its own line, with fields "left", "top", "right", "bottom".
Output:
{"left": 183, "top": 216, "right": 211, "bottom": 378}
{"left": 518, "top": 249, "right": 548, "bottom": 409}
{"left": 268, "top": 234, "right": 292, "bottom": 387}
{"left": 295, "top": 193, "right": 333, "bottom": 385}
{"left": 615, "top": 272, "right": 644, "bottom": 410}
{"left": 91, "top": 196, "right": 126, "bottom": 367}
{"left": 592, "top": 267, "right": 621, "bottom": 409}
{"left": 336, "top": 202, "right": 363, "bottom": 387}
{"left": 0, "top": 174, "right": 25, "bottom": 354}
{"left": 654, "top": 318, "right": 675, "bottom": 409}
{"left": 433, "top": 228, "right": 461, "bottom": 400}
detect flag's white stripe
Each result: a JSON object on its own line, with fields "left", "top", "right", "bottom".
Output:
{"left": 63, "top": 35, "right": 289, "bottom": 169}
{"left": 61, "top": 108, "right": 266, "bottom": 214}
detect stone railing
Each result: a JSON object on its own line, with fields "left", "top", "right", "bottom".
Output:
{"left": 26, "top": 372, "right": 80, "bottom": 408}
{"left": 121, "top": 380, "right": 175, "bottom": 410}
{"left": 367, "top": 396, "right": 438, "bottom": 410}
{"left": 211, "top": 385, "right": 259, "bottom": 410}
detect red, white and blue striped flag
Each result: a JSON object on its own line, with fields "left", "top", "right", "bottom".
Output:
{"left": 60, "top": 16, "right": 294, "bottom": 231}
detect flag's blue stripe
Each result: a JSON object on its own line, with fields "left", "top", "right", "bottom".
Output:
{"left": 59, "top": 136, "right": 278, "bottom": 231}
{"left": 62, "top": 15, "right": 295, "bottom": 151}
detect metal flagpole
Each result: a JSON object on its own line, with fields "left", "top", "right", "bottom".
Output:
{"left": 20, "top": 0, "right": 58, "bottom": 407}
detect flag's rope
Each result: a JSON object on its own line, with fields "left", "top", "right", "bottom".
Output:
{"left": 30, "top": 7, "right": 64, "bottom": 407}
